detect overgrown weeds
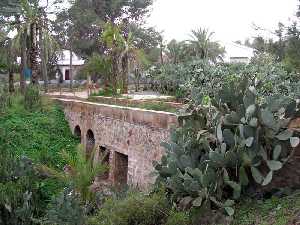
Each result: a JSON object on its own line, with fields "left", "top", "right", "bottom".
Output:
{"left": 24, "top": 85, "right": 41, "bottom": 111}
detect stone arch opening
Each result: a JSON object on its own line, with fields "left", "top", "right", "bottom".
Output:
{"left": 74, "top": 125, "right": 82, "bottom": 142}
{"left": 86, "top": 129, "right": 95, "bottom": 157}
{"left": 114, "top": 151, "right": 128, "bottom": 187}
{"left": 99, "top": 146, "right": 110, "bottom": 180}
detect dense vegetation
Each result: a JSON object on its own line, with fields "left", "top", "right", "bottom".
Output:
{"left": 0, "top": 87, "right": 81, "bottom": 224}
{"left": 2, "top": 60, "right": 300, "bottom": 225}
{"left": 146, "top": 54, "right": 300, "bottom": 101}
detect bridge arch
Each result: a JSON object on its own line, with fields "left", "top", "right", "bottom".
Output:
{"left": 74, "top": 125, "right": 82, "bottom": 142}
{"left": 86, "top": 129, "right": 95, "bottom": 157}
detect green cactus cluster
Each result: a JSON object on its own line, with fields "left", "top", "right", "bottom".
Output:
{"left": 155, "top": 79, "right": 300, "bottom": 216}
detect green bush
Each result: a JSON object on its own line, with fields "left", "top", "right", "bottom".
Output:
{"left": 24, "top": 85, "right": 41, "bottom": 111}
{"left": 0, "top": 148, "right": 53, "bottom": 224}
{"left": 165, "top": 211, "right": 190, "bottom": 225}
{"left": 41, "top": 146, "right": 107, "bottom": 205}
{"left": 90, "top": 87, "right": 121, "bottom": 97}
{"left": 43, "top": 188, "right": 86, "bottom": 225}
{"left": 0, "top": 85, "right": 10, "bottom": 113}
{"left": 88, "top": 192, "right": 170, "bottom": 225}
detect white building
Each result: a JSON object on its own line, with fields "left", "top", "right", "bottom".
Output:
{"left": 223, "top": 42, "right": 254, "bottom": 64}
{"left": 57, "top": 50, "right": 85, "bottom": 81}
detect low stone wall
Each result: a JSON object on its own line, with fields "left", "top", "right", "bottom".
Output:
{"left": 58, "top": 99, "right": 179, "bottom": 189}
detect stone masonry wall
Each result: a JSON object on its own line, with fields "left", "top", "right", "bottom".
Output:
{"left": 58, "top": 99, "right": 178, "bottom": 189}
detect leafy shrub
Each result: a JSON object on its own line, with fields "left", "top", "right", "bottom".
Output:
{"left": 165, "top": 211, "right": 190, "bottom": 225}
{"left": 41, "top": 146, "right": 107, "bottom": 206}
{"left": 43, "top": 187, "right": 86, "bottom": 225}
{"left": 174, "top": 87, "right": 187, "bottom": 101}
{"left": 24, "top": 85, "right": 41, "bottom": 111}
{"left": 0, "top": 148, "right": 53, "bottom": 224}
{"left": 155, "top": 78, "right": 300, "bottom": 217}
{"left": 88, "top": 191, "right": 170, "bottom": 225}
{"left": 0, "top": 85, "right": 10, "bottom": 113}
{"left": 90, "top": 86, "right": 122, "bottom": 97}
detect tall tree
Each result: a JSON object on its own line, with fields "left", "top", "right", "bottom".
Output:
{"left": 0, "top": 0, "right": 25, "bottom": 91}
{"left": 55, "top": 0, "right": 153, "bottom": 58}
{"left": 1, "top": 0, "right": 59, "bottom": 91}
{"left": 284, "top": 22, "right": 300, "bottom": 72}
{"left": 165, "top": 39, "right": 191, "bottom": 64}
{"left": 0, "top": 29, "right": 8, "bottom": 74}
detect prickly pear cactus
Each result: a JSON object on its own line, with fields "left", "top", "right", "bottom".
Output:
{"left": 155, "top": 80, "right": 300, "bottom": 216}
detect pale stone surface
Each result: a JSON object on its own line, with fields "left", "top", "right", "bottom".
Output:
{"left": 124, "top": 91, "right": 174, "bottom": 100}
{"left": 48, "top": 90, "right": 174, "bottom": 101}
{"left": 59, "top": 99, "right": 179, "bottom": 189}
{"left": 48, "top": 91, "right": 89, "bottom": 99}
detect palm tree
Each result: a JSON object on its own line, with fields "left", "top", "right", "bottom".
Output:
{"left": 125, "top": 36, "right": 149, "bottom": 92}
{"left": 102, "top": 22, "right": 125, "bottom": 92}
{"left": 189, "top": 28, "right": 214, "bottom": 59}
{"left": 11, "top": 0, "right": 58, "bottom": 89}
{"left": 166, "top": 39, "right": 191, "bottom": 64}
{"left": 0, "top": 30, "right": 18, "bottom": 93}
{"left": 0, "top": 1, "right": 25, "bottom": 92}
{"left": 188, "top": 28, "right": 225, "bottom": 62}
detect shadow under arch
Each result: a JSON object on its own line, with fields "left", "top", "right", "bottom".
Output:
{"left": 74, "top": 125, "right": 82, "bottom": 142}
{"left": 86, "top": 129, "right": 95, "bottom": 157}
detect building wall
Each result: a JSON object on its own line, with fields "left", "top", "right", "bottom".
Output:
{"left": 230, "top": 57, "right": 250, "bottom": 64}
{"left": 58, "top": 65, "right": 83, "bottom": 80}
{"left": 60, "top": 99, "right": 179, "bottom": 189}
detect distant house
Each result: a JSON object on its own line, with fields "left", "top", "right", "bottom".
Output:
{"left": 223, "top": 42, "right": 254, "bottom": 64}
{"left": 56, "top": 50, "right": 84, "bottom": 81}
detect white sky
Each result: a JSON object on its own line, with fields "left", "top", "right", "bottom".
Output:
{"left": 147, "top": 0, "right": 299, "bottom": 43}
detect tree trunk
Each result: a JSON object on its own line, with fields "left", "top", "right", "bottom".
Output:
{"left": 16, "top": 15, "right": 26, "bottom": 93}
{"left": 8, "top": 70, "right": 14, "bottom": 93}
{"left": 30, "top": 22, "right": 39, "bottom": 85}
{"left": 20, "top": 30, "right": 27, "bottom": 93}
{"left": 39, "top": 24, "right": 48, "bottom": 93}
{"left": 7, "top": 41, "right": 14, "bottom": 93}
{"left": 160, "top": 45, "right": 164, "bottom": 65}
{"left": 111, "top": 42, "right": 118, "bottom": 93}
{"left": 69, "top": 48, "right": 73, "bottom": 91}
{"left": 121, "top": 54, "right": 128, "bottom": 93}
{"left": 134, "top": 68, "right": 139, "bottom": 92}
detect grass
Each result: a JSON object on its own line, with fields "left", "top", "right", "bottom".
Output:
{"left": 88, "top": 95, "right": 179, "bottom": 113}
{"left": 233, "top": 191, "right": 300, "bottom": 225}
{"left": 137, "top": 101, "right": 178, "bottom": 113}
{"left": 0, "top": 94, "right": 80, "bottom": 169}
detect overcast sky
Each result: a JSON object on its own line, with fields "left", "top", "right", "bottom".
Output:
{"left": 147, "top": 0, "right": 299, "bottom": 43}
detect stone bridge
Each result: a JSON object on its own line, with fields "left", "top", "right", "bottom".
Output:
{"left": 57, "top": 99, "right": 179, "bottom": 189}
